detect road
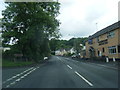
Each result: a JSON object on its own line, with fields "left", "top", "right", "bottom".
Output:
{"left": 2, "top": 56, "right": 119, "bottom": 88}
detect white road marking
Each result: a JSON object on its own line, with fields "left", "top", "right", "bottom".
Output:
{"left": 75, "top": 71, "right": 93, "bottom": 86}
{"left": 5, "top": 67, "right": 38, "bottom": 88}
{"left": 57, "top": 57, "right": 62, "bottom": 60}
{"left": 57, "top": 57, "right": 64, "bottom": 63}
{"left": 16, "top": 74, "right": 20, "bottom": 77}
{"left": 20, "top": 76, "right": 25, "bottom": 79}
{"left": 6, "top": 85, "right": 10, "bottom": 88}
{"left": 10, "top": 82, "right": 16, "bottom": 85}
{"left": 65, "top": 58, "right": 79, "bottom": 63}
{"left": 67, "top": 65, "right": 72, "bottom": 69}
{"left": 16, "top": 79, "right": 21, "bottom": 82}
{"left": 12, "top": 76, "right": 17, "bottom": 79}
{"left": 37, "top": 66, "right": 39, "bottom": 69}
{"left": 57, "top": 57, "right": 60, "bottom": 59}
{"left": 66, "top": 58, "right": 69, "bottom": 60}
{"left": 3, "top": 67, "right": 34, "bottom": 84}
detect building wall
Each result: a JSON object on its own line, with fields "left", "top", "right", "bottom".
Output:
{"left": 85, "top": 42, "right": 90, "bottom": 58}
{"left": 118, "top": 28, "right": 120, "bottom": 58}
{"left": 119, "top": 28, "right": 120, "bottom": 44}
{"left": 85, "top": 29, "right": 120, "bottom": 59}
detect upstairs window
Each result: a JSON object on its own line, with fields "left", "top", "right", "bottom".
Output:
{"left": 88, "top": 39, "right": 93, "bottom": 44}
{"left": 107, "top": 31, "right": 115, "bottom": 38}
{"left": 96, "top": 37, "right": 99, "bottom": 42}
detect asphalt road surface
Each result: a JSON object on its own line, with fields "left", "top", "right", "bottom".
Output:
{"left": 2, "top": 56, "right": 119, "bottom": 88}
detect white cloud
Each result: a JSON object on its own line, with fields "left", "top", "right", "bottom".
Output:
{"left": 0, "top": 0, "right": 119, "bottom": 40}
{"left": 58, "top": 0, "right": 119, "bottom": 40}
{"left": 0, "top": 1, "right": 6, "bottom": 18}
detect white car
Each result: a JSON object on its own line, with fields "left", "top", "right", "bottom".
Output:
{"left": 71, "top": 55, "right": 76, "bottom": 58}
{"left": 44, "top": 57, "right": 48, "bottom": 60}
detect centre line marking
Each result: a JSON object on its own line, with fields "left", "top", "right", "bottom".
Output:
{"left": 67, "top": 65, "right": 72, "bottom": 69}
{"left": 3, "top": 67, "right": 34, "bottom": 84}
{"left": 75, "top": 71, "right": 93, "bottom": 86}
{"left": 57, "top": 57, "right": 60, "bottom": 59}
{"left": 5, "top": 67, "right": 38, "bottom": 88}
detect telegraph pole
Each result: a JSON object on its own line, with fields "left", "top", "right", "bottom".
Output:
{"left": 96, "top": 23, "right": 98, "bottom": 31}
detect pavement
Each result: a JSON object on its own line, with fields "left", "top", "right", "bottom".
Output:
{"left": 71, "top": 57, "right": 119, "bottom": 69}
{"left": 2, "top": 56, "right": 119, "bottom": 88}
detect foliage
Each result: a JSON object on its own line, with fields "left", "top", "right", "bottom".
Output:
{"left": 49, "top": 37, "right": 88, "bottom": 54}
{"left": 2, "top": 2, "right": 60, "bottom": 62}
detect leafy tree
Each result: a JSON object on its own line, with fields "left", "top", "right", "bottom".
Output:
{"left": 2, "top": 2, "right": 60, "bottom": 62}
{"left": 49, "top": 38, "right": 59, "bottom": 51}
{"left": 49, "top": 37, "right": 88, "bottom": 54}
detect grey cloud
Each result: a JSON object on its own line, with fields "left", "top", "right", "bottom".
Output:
{"left": 58, "top": 0, "right": 118, "bottom": 40}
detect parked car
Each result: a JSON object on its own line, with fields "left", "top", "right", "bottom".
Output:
{"left": 44, "top": 57, "right": 48, "bottom": 60}
{"left": 71, "top": 54, "right": 80, "bottom": 59}
{"left": 71, "top": 55, "right": 76, "bottom": 58}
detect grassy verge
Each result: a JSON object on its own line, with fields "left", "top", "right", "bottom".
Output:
{"left": 2, "top": 60, "right": 35, "bottom": 67}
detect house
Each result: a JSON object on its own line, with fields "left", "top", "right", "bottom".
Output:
{"left": 55, "top": 49, "right": 67, "bottom": 56}
{"left": 69, "top": 48, "right": 76, "bottom": 54}
{"left": 85, "top": 21, "right": 120, "bottom": 60}
{"left": 55, "top": 48, "right": 76, "bottom": 56}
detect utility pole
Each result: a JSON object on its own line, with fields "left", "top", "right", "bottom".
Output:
{"left": 96, "top": 23, "right": 98, "bottom": 31}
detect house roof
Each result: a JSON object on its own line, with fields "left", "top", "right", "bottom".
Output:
{"left": 87, "top": 21, "right": 120, "bottom": 40}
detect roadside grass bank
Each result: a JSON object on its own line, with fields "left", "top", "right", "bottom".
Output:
{"left": 2, "top": 57, "right": 50, "bottom": 68}
{"left": 2, "top": 60, "right": 35, "bottom": 67}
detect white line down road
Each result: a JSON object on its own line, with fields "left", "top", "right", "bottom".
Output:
{"left": 4, "top": 67, "right": 39, "bottom": 88}
{"left": 75, "top": 71, "right": 93, "bottom": 87}
{"left": 3, "top": 67, "right": 34, "bottom": 84}
{"left": 67, "top": 65, "right": 72, "bottom": 69}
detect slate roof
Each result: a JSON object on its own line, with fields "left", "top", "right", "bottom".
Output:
{"left": 87, "top": 21, "right": 120, "bottom": 40}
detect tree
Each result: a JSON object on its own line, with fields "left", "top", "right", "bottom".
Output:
{"left": 49, "top": 38, "right": 59, "bottom": 51}
{"left": 0, "top": 18, "right": 2, "bottom": 47}
{"left": 2, "top": 2, "right": 60, "bottom": 62}
{"left": 49, "top": 37, "right": 88, "bottom": 54}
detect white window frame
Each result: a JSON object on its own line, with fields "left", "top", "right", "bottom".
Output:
{"left": 108, "top": 46, "right": 117, "bottom": 54}
{"left": 107, "top": 31, "right": 115, "bottom": 38}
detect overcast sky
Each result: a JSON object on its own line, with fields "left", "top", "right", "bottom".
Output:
{"left": 58, "top": 0, "right": 119, "bottom": 40}
{"left": 0, "top": 0, "right": 119, "bottom": 40}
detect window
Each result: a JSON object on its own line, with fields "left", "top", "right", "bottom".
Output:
{"left": 108, "top": 46, "right": 117, "bottom": 54}
{"left": 96, "top": 37, "right": 99, "bottom": 42}
{"left": 118, "top": 45, "right": 120, "bottom": 53}
{"left": 98, "top": 51, "right": 100, "bottom": 56}
{"left": 88, "top": 39, "right": 93, "bottom": 44}
{"left": 98, "top": 39, "right": 108, "bottom": 45}
{"left": 107, "top": 31, "right": 115, "bottom": 38}
{"left": 102, "top": 48, "right": 105, "bottom": 53}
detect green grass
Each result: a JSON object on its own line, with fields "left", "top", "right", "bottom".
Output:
{"left": 2, "top": 60, "right": 35, "bottom": 67}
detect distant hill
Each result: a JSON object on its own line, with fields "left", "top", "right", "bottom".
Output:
{"left": 49, "top": 37, "right": 88, "bottom": 52}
